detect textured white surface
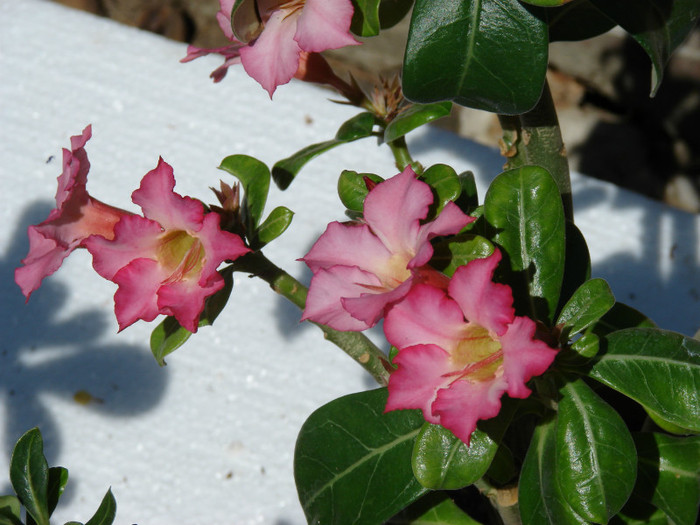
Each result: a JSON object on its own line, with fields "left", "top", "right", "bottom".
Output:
{"left": 1, "top": 1, "right": 699, "bottom": 524}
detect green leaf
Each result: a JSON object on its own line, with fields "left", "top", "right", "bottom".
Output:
{"left": 378, "top": 0, "right": 414, "bottom": 30}
{"left": 591, "top": 327, "right": 700, "bottom": 432}
{"left": 0, "top": 496, "right": 22, "bottom": 525}
{"left": 431, "top": 234, "right": 494, "bottom": 278}
{"left": 337, "top": 170, "right": 384, "bottom": 212}
{"left": 47, "top": 466, "right": 68, "bottom": 517}
{"left": 9, "top": 428, "right": 49, "bottom": 525}
{"left": 419, "top": 164, "right": 461, "bottom": 216}
{"left": 455, "top": 171, "right": 479, "bottom": 213}
{"left": 256, "top": 206, "right": 293, "bottom": 246}
{"left": 557, "top": 278, "right": 615, "bottom": 340}
{"left": 519, "top": 417, "right": 588, "bottom": 525}
{"left": 149, "top": 268, "right": 234, "bottom": 365}
{"left": 388, "top": 492, "right": 484, "bottom": 524}
{"left": 403, "top": 0, "right": 548, "bottom": 114}
{"left": 531, "top": 0, "right": 616, "bottom": 42}
{"left": 84, "top": 488, "right": 116, "bottom": 525}
{"left": 632, "top": 433, "right": 700, "bottom": 525}
{"left": 384, "top": 102, "right": 452, "bottom": 143}
{"left": 484, "top": 166, "right": 566, "bottom": 324}
{"left": 412, "top": 424, "right": 498, "bottom": 490}
{"left": 521, "top": 0, "right": 569, "bottom": 5}
{"left": 295, "top": 388, "right": 428, "bottom": 525}
{"left": 610, "top": 505, "right": 669, "bottom": 524}
{"left": 218, "top": 154, "right": 270, "bottom": 229}
{"left": 556, "top": 379, "right": 637, "bottom": 523}
{"left": 588, "top": 0, "right": 700, "bottom": 94}
{"left": 272, "top": 112, "right": 376, "bottom": 190}
{"left": 556, "top": 221, "right": 591, "bottom": 317}
{"left": 351, "top": 0, "right": 381, "bottom": 36}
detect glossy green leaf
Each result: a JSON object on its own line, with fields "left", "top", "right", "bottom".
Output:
{"left": 84, "top": 489, "right": 116, "bottom": 525}
{"left": 378, "top": 0, "right": 414, "bottom": 29}
{"left": 295, "top": 388, "right": 428, "bottom": 525}
{"left": 519, "top": 417, "right": 588, "bottom": 525}
{"left": 218, "top": 154, "right": 270, "bottom": 229}
{"left": 556, "top": 221, "right": 591, "bottom": 317}
{"left": 351, "top": 0, "right": 382, "bottom": 35}
{"left": 557, "top": 278, "right": 615, "bottom": 339}
{"left": 0, "top": 496, "right": 22, "bottom": 525}
{"left": 589, "top": 0, "right": 700, "bottom": 94}
{"left": 556, "top": 379, "right": 637, "bottom": 523}
{"left": 403, "top": 0, "right": 548, "bottom": 114}
{"left": 521, "top": 0, "right": 570, "bottom": 5}
{"left": 256, "top": 206, "right": 293, "bottom": 245}
{"left": 47, "top": 466, "right": 68, "bottom": 516}
{"left": 150, "top": 268, "right": 234, "bottom": 365}
{"left": 412, "top": 424, "right": 497, "bottom": 490}
{"left": 9, "top": 428, "right": 49, "bottom": 525}
{"left": 484, "top": 166, "right": 566, "bottom": 324}
{"left": 337, "top": 170, "right": 384, "bottom": 212}
{"left": 455, "top": 171, "right": 478, "bottom": 213}
{"left": 420, "top": 164, "right": 461, "bottom": 216}
{"left": 591, "top": 302, "right": 657, "bottom": 336}
{"left": 388, "top": 492, "right": 484, "bottom": 524}
{"left": 272, "top": 112, "right": 376, "bottom": 190}
{"left": 384, "top": 102, "right": 452, "bottom": 143}
{"left": 431, "top": 234, "right": 494, "bottom": 278}
{"left": 591, "top": 327, "right": 700, "bottom": 432}
{"left": 633, "top": 433, "right": 700, "bottom": 525}
{"left": 531, "top": 0, "right": 616, "bottom": 42}
{"left": 610, "top": 505, "right": 669, "bottom": 525}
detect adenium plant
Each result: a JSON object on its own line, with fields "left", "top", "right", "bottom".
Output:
{"left": 10, "top": 0, "right": 700, "bottom": 524}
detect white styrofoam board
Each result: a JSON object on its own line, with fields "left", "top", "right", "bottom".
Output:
{"left": 1, "top": 1, "right": 699, "bottom": 524}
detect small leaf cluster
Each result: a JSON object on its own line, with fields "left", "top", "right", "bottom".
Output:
{"left": 1, "top": 428, "right": 115, "bottom": 525}
{"left": 294, "top": 164, "right": 700, "bottom": 524}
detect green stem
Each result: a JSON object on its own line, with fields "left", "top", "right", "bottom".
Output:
{"left": 388, "top": 136, "right": 419, "bottom": 173}
{"left": 232, "top": 251, "right": 392, "bottom": 386}
{"left": 498, "top": 79, "right": 573, "bottom": 221}
{"left": 474, "top": 479, "right": 522, "bottom": 525}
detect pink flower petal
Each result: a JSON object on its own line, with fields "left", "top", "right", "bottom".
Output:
{"left": 216, "top": 0, "right": 236, "bottom": 40}
{"left": 158, "top": 276, "right": 224, "bottom": 333}
{"left": 302, "top": 266, "right": 381, "bottom": 331}
{"left": 386, "top": 344, "right": 454, "bottom": 424}
{"left": 411, "top": 202, "right": 474, "bottom": 268}
{"left": 15, "top": 227, "right": 70, "bottom": 299}
{"left": 131, "top": 158, "right": 204, "bottom": 231}
{"left": 112, "top": 258, "right": 167, "bottom": 331}
{"left": 384, "top": 283, "right": 466, "bottom": 352}
{"left": 500, "top": 316, "right": 557, "bottom": 399}
{"left": 195, "top": 213, "right": 251, "bottom": 278}
{"left": 449, "top": 251, "right": 514, "bottom": 336}
{"left": 240, "top": 8, "right": 301, "bottom": 97}
{"left": 432, "top": 376, "right": 509, "bottom": 445}
{"left": 295, "top": 0, "right": 359, "bottom": 52}
{"left": 340, "top": 278, "right": 413, "bottom": 327}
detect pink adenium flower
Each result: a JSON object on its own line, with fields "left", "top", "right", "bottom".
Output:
{"left": 181, "top": 0, "right": 359, "bottom": 96}
{"left": 15, "top": 126, "right": 131, "bottom": 300}
{"left": 84, "top": 159, "right": 251, "bottom": 332}
{"left": 383, "top": 250, "right": 558, "bottom": 444}
{"left": 301, "top": 166, "right": 474, "bottom": 331}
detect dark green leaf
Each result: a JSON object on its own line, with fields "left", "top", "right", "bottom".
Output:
{"left": 388, "top": 492, "right": 484, "bottom": 524}
{"left": 47, "top": 467, "right": 68, "bottom": 517}
{"left": 633, "top": 433, "right": 700, "bottom": 525}
{"left": 591, "top": 327, "right": 700, "bottom": 432}
{"left": 9, "top": 428, "right": 49, "bottom": 525}
{"left": 531, "top": 0, "right": 616, "bottom": 42}
{"left": 256, "top": 206, "right": 294, "bottom": 245}
{"left": 521, "top": 0, "right": 569, "bottom": 5}
{"left": 337, "top": 170, "right": 384, "bottom": 212}
{"left": 557, "top": 278, "right": 615, "bottom": 340}
{"left": 412, "top": 424, "right": 498, "bottom": 490}
{"left": 218, "top": 154, "right": 270, "bottom": 229}
{"left": 556, "top": 221, "right": 591, "bottom": 318}
{"left": 556, "top": 379, "right": 637, "bottom": 523}
{"left": 272, "top": 112, "right": 376, "bottom": 190}
{"left": 384, "top": 102, "right": 452, "bottom": 143}
{"left": 570, "top": 332, "right": 600, "bottom": 359}
{"left": 351, "top": 0, "right": 381, "bottom": 36}
{"left": 588, "top": 0, "right": 700, "bottom": 94}
{"left": 610, "top": 506, "right": 669, "bottom": 524}
{"left": 455, "top": 171, "right": 478, "bottom": 213}
{"left": 484, "top": 166, "right": 566, "bottom": 324}
{"left": 150, "top": 268, "right": 234, "bottom": 365}
{"left": 295, "top": 388, "right": 428, "bottom": 525}
{"left": 519, "top": 417, "right": 588, "bottom": 525}
{"left": 0, "top": 496, "right": 22, "bottom": 525}
{"left": 378, "top": 0, "right": 414, "bottom": 29}
{"left": 403, "top": 0, "right": 548, "bottom": 113}
{"left": 84, "top": 489, "right": 116, "bottom": 525}
{"left": 431, "top": 234, "right": 494, "bottom": 278}
{"left": 591, "top": 302, "right": 657, "bottom": 336}
{"left": 420, "top": 164, "right": 461, "bottom": 216}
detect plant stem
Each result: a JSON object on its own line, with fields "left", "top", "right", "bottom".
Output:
{"left": 474, "top": 479, "right": 522, "bottom": 525}
{"left": 388, "top": 136, "right": 419, "bottom": 173}
{"left": 498, "top": 79, "right": 573, "bottom": 221}
{"left": 232, "top": 251, "right": 392, "bottom": 386}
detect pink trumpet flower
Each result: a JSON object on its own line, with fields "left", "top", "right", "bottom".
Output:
{"left": 383, "top": 251, "right": 558, "bottom": 445}
{"left": 15, "top": 126, "right": 131, "bottom": 300}
{"left": 84, "top": 159, "right": 251, "bottom": 332}
{"left": 301, "top": 166, "right": 473, "bottom": 331}
{"left": 181, "top": 0, "right": 359, "bottom": 96}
